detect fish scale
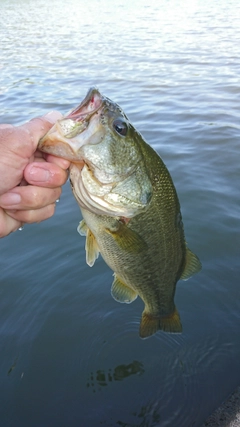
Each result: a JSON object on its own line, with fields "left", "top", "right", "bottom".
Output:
{"left": 83, "top": 143, "right": 185, "bottom": 314}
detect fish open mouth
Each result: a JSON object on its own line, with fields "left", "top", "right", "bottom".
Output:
{"left": 38, "top": 88, "right": 104, "bottom": 160}
{"left": 66, "top": 87, "right": 103, "bottom": 123}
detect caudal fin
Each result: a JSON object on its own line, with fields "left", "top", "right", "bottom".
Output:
{"left": 139, "top": 308, "right": 182, "bottom": 339}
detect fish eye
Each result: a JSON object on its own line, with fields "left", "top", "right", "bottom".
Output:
{"left": 113, "top": 119, "right": 128, "bottom": 137}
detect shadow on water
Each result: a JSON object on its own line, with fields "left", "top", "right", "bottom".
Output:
{"left": 100, "top": 404, "right": 161, "bottom": 427}
{"left": 114, "top": 404, "right": 161, "bottom": 427}
{"left": 87, "top": 360, "right": 145, "bottom": 392}
{"left": 87, "top": 361, "right": 162, "bottom": 426}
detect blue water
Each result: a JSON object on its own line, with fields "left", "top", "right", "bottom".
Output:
{"left": 0, "top": 0, "right": 240, "bottom": 426}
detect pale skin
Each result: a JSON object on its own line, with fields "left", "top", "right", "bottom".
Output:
{"left": 0, "top": 111, "right": 70, "bottom": 238}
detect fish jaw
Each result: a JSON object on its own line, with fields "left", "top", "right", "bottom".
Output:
{"left": 38, "top": 87, "right": 104, "bottom": 161}
{"left": 38, "top": 120, "right": 84, "bottom": 160}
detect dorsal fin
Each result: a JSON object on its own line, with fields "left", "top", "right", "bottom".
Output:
{"left": 180, "top": 248, "right": 202, "bottom": 281}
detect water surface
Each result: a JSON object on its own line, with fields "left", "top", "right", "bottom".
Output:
{"left": 0, "top": 0, "right": 240, "bottom": 426}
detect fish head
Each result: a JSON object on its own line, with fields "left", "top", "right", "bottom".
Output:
{"left": 39, "top": 88, "right": 152, "bottom": 217}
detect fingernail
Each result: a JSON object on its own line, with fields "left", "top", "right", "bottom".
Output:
{"left": 0, "top": 192, "right": 21, "bottom": 205}
{"left": 44, "top": 111, "right": 62, "bottom": 124}
{"left": 29, "top": 166, "right": 51, "bottom": 182}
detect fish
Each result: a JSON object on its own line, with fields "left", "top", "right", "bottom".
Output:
{"left": 38, "top": 88, "right": 201, "bottom": 339}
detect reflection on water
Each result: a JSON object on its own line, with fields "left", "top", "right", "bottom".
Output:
{"left": 114, "top": 403, "right": 161, "bottom": 427}
{"left": 87, "top": 360, "right": 144, "bottom": 392}
{"left": 1, "top": 0, "right": 240, "bottom": 426}
{"left": 7, "top": 357, "right": 18, "bottom": 376}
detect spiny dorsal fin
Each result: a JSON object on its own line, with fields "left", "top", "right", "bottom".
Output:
{"left": 111, "top": 274, "right": 138, "bottom": 304}
{"left": 139, "top": 308, "right": 182, "bottom": 339}
{"left": 105, "top": 223, "right": 147, "bottom": 253}
{"left": 180, "top": 248, "right": 202, "bottom": 281}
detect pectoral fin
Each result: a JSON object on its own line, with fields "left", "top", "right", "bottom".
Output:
{"left": 180, "top": 248, "right": 202, "bottom": 281}
{"left": 77, "top": 221, "right": 99, "bottom": 267}
{"left": 139, "top": 308, "right": 182, "bottom": 339}
{"left": 111, "top": 274, "right": 138, "bottom": 304}
{"left": 105, "top": 223, "right": 147, "bottom": 253}
{"left": 77, "top": 219, "right": 88, "bottom": 236}
{"left": 85, "top": 229, "right": 99, "bottom": 267}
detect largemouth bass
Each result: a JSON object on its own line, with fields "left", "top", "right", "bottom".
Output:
{"left": 39, "top": 88, "right": 201, "bottom": 339}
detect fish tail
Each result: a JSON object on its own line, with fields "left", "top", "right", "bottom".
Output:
{"left": 139, "top": 308, "right": 182, "bottom": 339}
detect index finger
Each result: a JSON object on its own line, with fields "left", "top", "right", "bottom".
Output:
{"left": 43, "top": 153, "right": 70, "bottom": 170}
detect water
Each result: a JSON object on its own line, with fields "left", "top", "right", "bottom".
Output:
{"left": 0, "top": 0, "right": 240, "bottom": 425}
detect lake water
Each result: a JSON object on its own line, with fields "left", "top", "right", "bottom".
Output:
{"left": 0, "top": 0, "right": 240, "bottom": 426}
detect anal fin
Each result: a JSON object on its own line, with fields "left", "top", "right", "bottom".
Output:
{"left": 139, "top": 308, "right": 182, "bottom": 339}
{"left": 111, "top": 274, "right": 138, "bottom": 304}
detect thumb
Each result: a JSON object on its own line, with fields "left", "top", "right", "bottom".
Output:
{"left": 17, "top": 111, "right": 63, "bottom": 152}
{"left": 43, "top": 111, "right": 63, "bottom": 124}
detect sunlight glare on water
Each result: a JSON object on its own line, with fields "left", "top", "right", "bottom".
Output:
{"left": 0, "top": 0, "right": 240, "bottom": 426}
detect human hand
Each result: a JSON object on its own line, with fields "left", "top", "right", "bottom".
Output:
{"left": 0, "top": 112, "right": 70, "bottom": 238}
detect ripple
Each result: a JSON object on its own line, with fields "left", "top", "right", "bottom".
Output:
{"left": 1, "top": 0, "right": 240, "bottom": 425}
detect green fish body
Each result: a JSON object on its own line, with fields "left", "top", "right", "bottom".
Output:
{"left": 39, "top": 88, "right": 201, "bottom": 338}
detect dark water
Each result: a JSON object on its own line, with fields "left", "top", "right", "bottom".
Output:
{"left": 0, "top": 0, "right": 240, "bottom": 426}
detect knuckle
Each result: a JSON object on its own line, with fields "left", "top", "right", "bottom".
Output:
{"left": 24, "top": 187, "right": 40, "bottom": 207}
{"left": 31, "top": 188, "right": 40, "bottom": 205}
{"left": 20, "top": 210, "right": 35, "bottom": 223}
